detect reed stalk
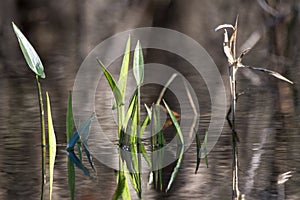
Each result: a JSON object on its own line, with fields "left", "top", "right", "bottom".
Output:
{"left": 36, "top": 75, "right": 46, "bottom": 200}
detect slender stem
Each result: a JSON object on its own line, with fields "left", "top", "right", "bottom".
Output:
{"left": 117, "top": 106, "right": 123, "bottom": 140}
{"left": 137, "top": 86, "right": 142, "bottom": 194}
{"left": 231, "top": 66, "right": 240, "bottom": 199}
{"left": 36, "top": 75, "right": 46, "bottom": 200}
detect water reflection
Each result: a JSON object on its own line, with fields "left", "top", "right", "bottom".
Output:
{"left": 0, "top": 75, "right": 300, "bottom": 199}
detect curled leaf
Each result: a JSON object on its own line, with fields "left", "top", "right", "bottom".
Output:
{"left": 215, "top": 24, "right": 235, "bottom": 32}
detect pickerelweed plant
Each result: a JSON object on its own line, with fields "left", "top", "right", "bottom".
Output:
{"left": 215, "top": 17, "right": 293, "bottom": 199}
{"left": 12, "top": 22, "right": 57, "bottom": 200}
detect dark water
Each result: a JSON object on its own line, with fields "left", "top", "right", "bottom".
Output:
{"left": 0, "top": 71, "right": 300, "bottom": 200}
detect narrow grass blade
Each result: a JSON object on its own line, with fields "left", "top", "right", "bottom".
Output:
{"left": 119, "top": 97, "right": 142, "bottom": 197}
{"left": 166, "top": 146, "right": 184, "bottom": 193}
{"left": 133, "top": 41, "right": 144, "bottom": 86}
{"left": 243, "top": 65, "right": 293, "bottom": 84}
{"left": 129, "top": 98, "right": 138, "bottom": 144}
{"left": 97, "top": 59, "right": 123, "bottom": 106}
{"left": 67, "top": 158, "right": 75, "bottom": 200}
{"left": 140, "top": 115, "right": 150, "bottom": 137}
{"left": 150, "top": 105, "right": 165, "bottom": 191}
{"left": 123, "top": 89, "right": 138, "bottom": 131}
{"left": 140, "top": 142, "right": 151, "bottom": 167}
{"left": 162, "top": 100, "right": 184, "bottom": 192}
{"left": 140, "top": 104, "right": 151, "bottom": 138}
{"left": 66, "top": 91, "right": 74, "bottom": 143}
{"left": 128, "top": 99, "right": 142, "bottom": 196}
{"left": 12, "top": 22, "right": 45, "bottom": 78}
{"left": 66, "top": 92, "right": 75, "bottom": 200}
{"left": 144, "top": 104, "right": 152, "bottom": 120}
{"left": 162, "top": 100, "right": 184, "bottom": 144}
{"left": 195, "top": 130, "right": 209, "bottom": 172}
{"left": 150, "top": 106, "right": 159, "bottom": 189}
{"left": 230, "top": 16, "right": 238, "bottom": 58}
{"left": 46, "top": 92, "right": 57, "bottom": 200}
{"left": 158, "top": 130, "right": 165, "bottom": 191}
{"left": 118, "top": 36, "right": 131, "bottom": 99}
{"left": 128, "top": 154, "right": 142, "bottom": 198}
{"left": 156, "top": 73, "right": 178, "bottom": 105}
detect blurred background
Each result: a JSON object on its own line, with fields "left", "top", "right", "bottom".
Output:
{"left": 1, "top": 0, "right": 300, "bottom": 199}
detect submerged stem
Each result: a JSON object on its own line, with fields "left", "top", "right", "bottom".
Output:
{"left": 36, "top": 75, "right": 46, "bottom": 200}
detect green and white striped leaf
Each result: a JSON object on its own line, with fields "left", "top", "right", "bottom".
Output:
{"left": 12, "top": 22, "right": 45, "bottom": 78}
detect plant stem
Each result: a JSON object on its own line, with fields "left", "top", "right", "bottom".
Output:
{"left": 230, "top": 65, "right": 240, "bottom": 199}
{"left": 36, "top": 75, "right": 46, "bottom": 200}
{"left": 137, "top": 86, "right": 142, "bottom": 194}
{"left": 117, "top": 106, "right": 123, "bottom": 139}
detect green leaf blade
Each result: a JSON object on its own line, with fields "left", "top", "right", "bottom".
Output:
{"left": 166, "top": 146, "right": 184, "bottom": 193}
{"left": 118, "top": 36, "right": 131, "bottom": 99}
{"left": 46, "top": 92, "right": 57, "bottom": 200}
{"left": 97, "top": 59, "right": 123, "bottom": 107}
{"left": 133, "top": 41, "right": 144, "bottom": 86}
{"left": 162, "top": 100, "right": 185, "bottom": 192}
{"left": 123, "top": 89, "right": 138, "bottom": 130}
{"left": 162, "top": 100, "right": 184, "bottom": 144}
{"left": 113, "top": 163, "right": 131, "bottom": 200}
{"left": 12, "top": 22, "right": 45, "bottom": 78}
{"left": 66, "top": 91, "right": 74, "bottom": 142}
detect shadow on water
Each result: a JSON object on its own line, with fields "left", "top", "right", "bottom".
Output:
{"left": 1, "top": 69, "right": 300, "bottom": 199}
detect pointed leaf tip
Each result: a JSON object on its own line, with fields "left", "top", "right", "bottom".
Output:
{"left": 46, "top": 92, "right": 57, "bottom": 200}
{"left": 12, "top": 22, "right": 45, "bottom": 78}
{"left": 243, "top": 65, "right": 294, "bottom": 84}
{"left": 133, "top": 41, "right": 144, "bottom": 86}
